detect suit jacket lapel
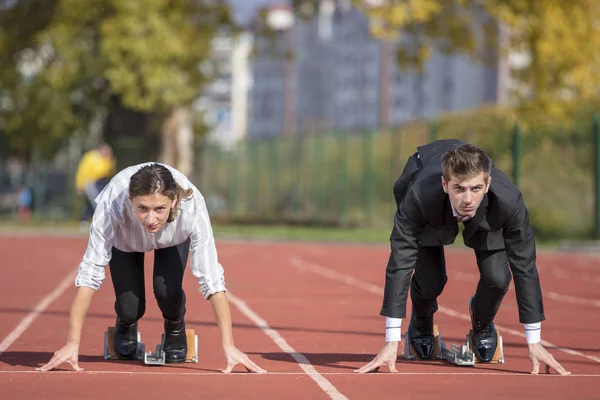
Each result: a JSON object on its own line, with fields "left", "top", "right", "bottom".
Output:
{"left": 462, "top": 195, "right": 489, "bottom": 241}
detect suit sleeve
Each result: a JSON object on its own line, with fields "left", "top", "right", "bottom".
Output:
{"left": 380, "top": 188, "right": 426, "bottom": 318}
{"left": 503, "top": 193, "right": 545, "bottom": 323}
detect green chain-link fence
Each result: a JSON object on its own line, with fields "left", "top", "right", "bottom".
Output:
{"left": 3, "top": 115, "right": 600, "bottom": 241}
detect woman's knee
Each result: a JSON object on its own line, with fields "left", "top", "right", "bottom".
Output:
{"left": 153, "top": 276, "right": 184, "bottom": 303}
{"left": 116, "top": 294, "right": 145, "bottom": 324}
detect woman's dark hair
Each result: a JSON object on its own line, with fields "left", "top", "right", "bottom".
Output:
{"left": 129, "top": 163, "right": 193, "bottom": 222}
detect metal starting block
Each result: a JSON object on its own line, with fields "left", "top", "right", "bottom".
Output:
{"left": 142, "top": 329, "right": 199, "bottom": 366}
{"left": 441, "top": 341, "right": 475, "bottom": 366}
{"left": 103, "top": 327, "right": 145, "bottom": 361}
{"left": 467, "top": 329, "right": 504, "bottom": 364}
{"left": 144, "top": 343, "right": 166, "bottom": 365}
{"left": 103, "top": 327, "right": 199, "bottom": 365}
{"left": 440, "top": 330, "right": 504, "bottom": 366}
{"left": 404, "top": 324, "right": 443, "bottom": 360}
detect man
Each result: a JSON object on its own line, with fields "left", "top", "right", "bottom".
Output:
{"left": 356, "top": 139, "right": 570, "bottom": 375}
{"left": 75, "top": 143, "right": 116, "bottom": 222}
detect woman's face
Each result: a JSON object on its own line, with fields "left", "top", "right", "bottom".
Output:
{"left": 130, "top": 193, "right": 176, "bottom": 233}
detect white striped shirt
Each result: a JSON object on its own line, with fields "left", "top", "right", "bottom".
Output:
{"left": 75, "top": 162, "right": 225, "bottom": 299}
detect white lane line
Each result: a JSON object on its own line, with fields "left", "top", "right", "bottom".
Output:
{"left": 0, "top": 269, "right": 77, "bottom": 356}
{"left": 544, "top": 292, "right": 600, "bottom": 308}
{"left": 549, "top": 268, "right": 600, "bottom": 284}
{"left": 226, "top": 291, "right": 349, "bottom": 400}
{"left": 290, "top": 257, "right": 600, "bottom": 364}
{"left": 3, "top": 370, "right": 599, "bottom": 377}
{"left": 451, "top": 270, "right": 600, "bottom": 309}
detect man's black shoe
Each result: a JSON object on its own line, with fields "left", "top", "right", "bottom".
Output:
{"left": 469, "top": 296, "right": 498, "bottom": 362}
{"left": 114, "top": 318, "right": 138, "bottom": 360}
{"left": 163, "top": 318, "right": 188, "bottom": 364}
{"left": 408, "top": 312, "right": 435, "bottom": 359}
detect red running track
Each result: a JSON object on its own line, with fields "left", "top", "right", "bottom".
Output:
{"left": 0, "top": 235, "right": 599, "bottom": 400}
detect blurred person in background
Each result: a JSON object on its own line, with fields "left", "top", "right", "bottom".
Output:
{"left": 38, "top": 162, "right": 265, "bottom": 373}
{"left": 16, "top": 184, "right": 32, "bottom": 222}
{"left": 75, "top": 143, "right": 116, "bottom": 222}
{"left": 356, "top": 139, "right": 570, "bottom": 376}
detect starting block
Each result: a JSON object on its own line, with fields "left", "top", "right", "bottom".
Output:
{"left": 103, "top": 327, "right": 145, "bottom": 361}
{"left": 143, "top": 329, "right": 199, "bottom": 366}
{"left": 404, "top": 324, "right": 443, "bottom": 360}
{"left": 468, "top": 329, "right": 504, "bottom": 364}
{"left": 440, "top": 329, "right": 504, "bottom": 366}
{"left": 103, "top": 327, "right": 198, "bottom": 365}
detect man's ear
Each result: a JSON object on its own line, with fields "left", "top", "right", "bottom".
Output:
{"left": 485, "top": 176, "right": 492, "bottom": 193}
{"left": 441, "top": 176, "right": 448, "bottom": 193}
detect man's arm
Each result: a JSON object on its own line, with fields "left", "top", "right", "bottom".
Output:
{"left": 503, "top": 193, "right": 544, "bottom": 324}
{"left": 355, "top": 189, "right": 426, "bottom": 374}
{"left": 380, "top": 188, "right": 426, "bottom": 319}
{"left": 503, "top": 194, "right": 570, "bottom": 375}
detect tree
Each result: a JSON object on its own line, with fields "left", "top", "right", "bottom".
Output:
{"left": 486, "top": 0, "right": 600, "bottom": 113}
{"left": 0, "top": 0, "right": 235, "bottom": 161}
{"left": 291, "top": 0, "right": 600, "bottom": 113}
{"left": 356, "top": 0, "right": 600, "bottom": 112}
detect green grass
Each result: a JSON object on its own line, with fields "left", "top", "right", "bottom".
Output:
{"left": 0, "top": 217, "right": 392, "bottom": 243}
{"left": 212, "top": 224, "right": 392, "bottom": 244}
{"left": 0, "top": 216, "right": 584, "bottom": 250}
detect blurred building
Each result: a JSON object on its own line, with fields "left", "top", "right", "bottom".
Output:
{"left": 248, "top": 1, "right": 510, "bottom": 138}
{"left": 195, "top": 32, "right": 253, "bottom": 148}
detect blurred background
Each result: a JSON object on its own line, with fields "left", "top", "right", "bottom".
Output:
{"left": 1, "top": 0, "right": 600, "bottom": 244}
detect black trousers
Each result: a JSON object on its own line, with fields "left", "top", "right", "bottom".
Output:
{"left": 410, "top": 246, "right": 512, "bottom": 325}
{"left": 109, "top": 238, "right": 190, "bottom": 325}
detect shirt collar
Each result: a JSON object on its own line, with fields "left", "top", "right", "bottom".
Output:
{"left": 450, "top": 203, "right": 475, "bottom": 222}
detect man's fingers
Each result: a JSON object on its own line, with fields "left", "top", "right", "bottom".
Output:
{"left": 387, "top": 361, "right": 398, "bottom": 373}
{"left": 36, "top": 353, "right": 63, "bottom": 372}
{"left": 548, "top": 359, "right": 571, "bottom": 376}
{"left": 222, "top": 361, "right": 236, "bottom": 374}
{"left": 354, "top": 359, "right": 381, "bottom": 373}
{"left": 530, "top": 357, "right": 540, "bottom": 375}
{"left": 67, "top": 360, "right": 83, "bottom": 372}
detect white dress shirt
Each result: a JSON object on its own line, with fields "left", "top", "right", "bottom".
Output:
{"left": 75, "top": 162, "right": 225, "bottom": 299}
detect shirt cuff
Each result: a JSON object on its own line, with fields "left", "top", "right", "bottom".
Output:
{"left": 385, "top": 317, "right": 402, "bottom": 342}
{"left": 524, "top": 322, "right": 541, "bottom": 344}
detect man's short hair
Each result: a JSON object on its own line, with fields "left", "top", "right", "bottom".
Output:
{"left": 442, "top": 143, "right": 490, "bottom": 182}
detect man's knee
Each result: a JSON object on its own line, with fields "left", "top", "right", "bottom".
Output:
{"left": 411, "top": 273, "right": 448, "bottom": 300}
{"left": 481, "top": 269, "right": 511, "bottom": 295}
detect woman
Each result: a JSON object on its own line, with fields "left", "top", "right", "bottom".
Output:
{"left": 38, "top": 163, "right": 265, "bottom": 373}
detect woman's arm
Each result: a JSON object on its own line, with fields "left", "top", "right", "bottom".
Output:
{"left": 209, "top": 291, "right": 235, "bottom": 348}
{"left": 66, "top": 286, "right": 96, "bottom": 345}
{"left": 208, "top": 291, "right": 266, "bottom": 373}
{"left": 37, "top": 286, "right": 96, "bottom": 371}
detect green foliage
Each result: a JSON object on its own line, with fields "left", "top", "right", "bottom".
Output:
{"left": 306, "top": 0, "right": 600, "bottom": 112}
{"left": 0, "top": 0, "right": 235, "bottom": 159}
{"left": 198, "top": 101, "right": 600, "bottom": 240}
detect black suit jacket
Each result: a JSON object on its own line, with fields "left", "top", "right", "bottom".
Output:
{"left": 380, "top": 139, "right": 545, "bottom": 324}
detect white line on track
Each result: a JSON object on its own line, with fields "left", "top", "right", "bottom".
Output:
{"left": 290, "top": 257, "right": 600, "bottom": 364}
{"left": 0, "top": 269, "right": 77, "bottom": 356}
{"left": 3, "top": 370, "right": 599, "bottom": 377}
{"left": 451, "top": 271, "right": 600, "bottom": 308}
{"left": 226, "top": 291, "right": 349, "bottom": 400}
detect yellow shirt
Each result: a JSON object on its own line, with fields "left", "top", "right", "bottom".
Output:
{"left": 75, "top": 150, "right": 116, "bottom": 191}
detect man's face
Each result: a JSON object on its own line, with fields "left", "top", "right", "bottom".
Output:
{"left": 441, "top": 172, "right": 491, "bottom": 217}
{"left": 130, "top": 193, "right": 176, "bottom": 233}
